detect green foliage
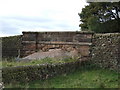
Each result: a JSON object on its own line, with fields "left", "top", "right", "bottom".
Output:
{"left": 2, "top": 57, "right": 77, "bottom": 67}
{"left": 5, "top": 66, "right": 119, "bottom": 88}
{"left": 2, "top": 35, "right": 21, "bottom": 58}
{"left": 78, "top": 2, "right": 120, "bottom": 33}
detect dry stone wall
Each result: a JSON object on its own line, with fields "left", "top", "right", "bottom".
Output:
{"left": 2, "top": 35, "right": 21, "bottom": 58}
{"left": 20, "top": 32, "right": 93, "bottom": 58}
{"left": 92, "top": 33, "right": 120, "bottom": 71}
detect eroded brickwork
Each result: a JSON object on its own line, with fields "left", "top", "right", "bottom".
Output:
{"left": 20, "top": 31, "right": 94, "bottom": 57}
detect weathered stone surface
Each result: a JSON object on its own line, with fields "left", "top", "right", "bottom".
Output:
{"left": 20, "top": 31, "right": 93, "bottom": 57}
{"left": 77, "top": 46, "right": 90, "bottom": 57}
{"left": 22, "top": 43, "right": 36, "bottom": 50}
{"left": 91, "top": 33, "right": 120, "bottom": 71}
{"left": 22, "top": 33, "right": 36, "bottom": 41}
{"left": 23, "top": 50, "right": 36, "bottom": 57}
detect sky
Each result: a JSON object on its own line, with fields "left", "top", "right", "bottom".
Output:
{"left": 0, "top": 0, "right": 88, "bottom": 37}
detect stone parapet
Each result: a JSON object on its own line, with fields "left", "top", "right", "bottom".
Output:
{"left": 20, "top": 31, "right": 93, "bottom": 57}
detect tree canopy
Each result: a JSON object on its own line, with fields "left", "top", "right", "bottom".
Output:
{"left": 78, "top": 2, "right": 120, "bottom": 33}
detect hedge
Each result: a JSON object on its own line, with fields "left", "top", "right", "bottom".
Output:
{"left": 2, "top": 60, "right": 88, "bottom": 84}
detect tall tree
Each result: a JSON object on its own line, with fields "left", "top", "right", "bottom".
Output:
{"left": 78, "top": 2, "right": 120, "bottom": 33}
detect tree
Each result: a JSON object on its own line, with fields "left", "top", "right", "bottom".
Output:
{"left": 78, "top": 2, "right": 120, "bottom": 33}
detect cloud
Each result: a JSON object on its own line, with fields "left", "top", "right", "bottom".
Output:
{"left": 4, "top": 16, "right": 54, "bottom": 23}
{"left": 0, "top": 16, "right": 76, "bottom": 35}
{"left": 0, "top": 0, "right": 88, "bottom": 37}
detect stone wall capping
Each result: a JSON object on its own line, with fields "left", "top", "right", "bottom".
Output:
{"left": 38, "top": 41, "right": 92, "bottom": 45}
{"left": 22, "top": 41, "right": 92, "bottom": 45}
{"left": 22, "top": 31, "right": 95, "bottom": 34}
{"left": 94, "top": 33, "right": 120, "bottom": 36}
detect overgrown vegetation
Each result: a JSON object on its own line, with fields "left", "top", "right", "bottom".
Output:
{"left": 2, "top": 57, "right": 119, "bottom": 88}
{"left": 2, "top": 57, "right": 78, "bottom": 67}
{"left": 2, "top": 57, "right": 83, "bottom": 84}
{"left": 5, "top": 65, "right": 119, "bottom": 88}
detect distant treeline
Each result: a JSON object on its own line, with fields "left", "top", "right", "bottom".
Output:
{"left": 2, "top": 35, "right": 21, "bottom": 58}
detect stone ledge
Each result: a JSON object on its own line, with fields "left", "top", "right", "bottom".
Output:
{"left": 22, "top": 41, "right": 92, "bottom": 46}
{"left": 94, "top": 33, "right": 120, "bottom": 36}
{"left": 22, "top": 31, "right": 94, "bottom": 34}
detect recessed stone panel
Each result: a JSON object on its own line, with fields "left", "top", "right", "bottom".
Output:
{"left": 20, "top": 31, "right": 93, "bottom": 57}
{"left": 78, "top": 46, "right": 90, "bottom": 57}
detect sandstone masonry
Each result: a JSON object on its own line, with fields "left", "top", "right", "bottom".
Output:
{"left": 20, "top": 31, "right": 94, "bottom": 58}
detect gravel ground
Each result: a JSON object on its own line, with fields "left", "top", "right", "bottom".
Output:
{"left": 22, "top": 49, "right": 79, "bottom": 60}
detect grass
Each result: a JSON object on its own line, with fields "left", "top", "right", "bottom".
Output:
{"left": 2, "top": 57, "right": 119, "bottom": 88}
{"left": 1, "top": 57, "right": 78, "bottom": 67}
{"left": 0, "top": 61, "right": 2, "bottom": 68}
{"left": 5, "top": 66, "right": 119, "bottom": 88}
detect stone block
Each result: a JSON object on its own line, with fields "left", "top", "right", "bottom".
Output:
{"left": 78, "top": 46, "right": 90, "bottom": 57}
{"left": 22, "top": 33, "right": 36, "bottom": 41}
{"left": 22, "top": 43, "right": 36, "bottom": 50}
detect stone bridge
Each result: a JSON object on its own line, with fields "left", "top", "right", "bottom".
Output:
{"left": 20, "top": 31, "right": 94, "bottom": 59}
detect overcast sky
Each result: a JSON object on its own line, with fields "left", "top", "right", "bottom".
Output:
{"left": 0, "top": 0, "right": 88, "bottom": 37}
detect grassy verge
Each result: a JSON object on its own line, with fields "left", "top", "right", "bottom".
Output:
{"left": 5, "top": 66, "right": 119, "bottom": 88}
{"left": 2, "top": 57, "right": 78, "bottom": 67}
